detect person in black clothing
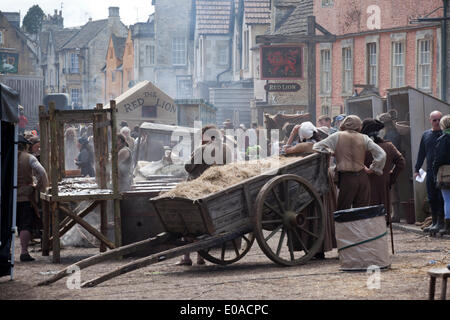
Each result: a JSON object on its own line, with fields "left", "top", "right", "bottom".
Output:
{"left": 75, "top": 137, "right": 95, "bottom": 177}
{"left": 414, "top": 111, "right": 444, "bottom": 234}
{"left": 433, "top": 115, "right": 450, "bottom": 235}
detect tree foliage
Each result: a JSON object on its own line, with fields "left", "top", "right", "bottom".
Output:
{"left": 22, "top": 5, "right": 45, "bottom": 34}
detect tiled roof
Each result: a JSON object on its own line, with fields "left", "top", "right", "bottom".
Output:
{"left": 272, "top": 0, "right": 313, "bottom": 35}
{"left": 62, "top": 19, "right": 109, "bottom": 49}
{"left": 275, "top": 0, "right": 299, "bottom": 7}
{"left": 243, "top": 0, "right": 271, "bottom": 25}
{"left": 53, "top": 29, "right": 78, "bottom": 50}
{"left": 196, "top": 0, "right": 233, "bottom": 35}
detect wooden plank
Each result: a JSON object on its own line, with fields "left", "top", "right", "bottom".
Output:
{"left": 110, "top": 100, "right": 122, "bottom": 248}
{"left": 52, "top": 201, "right": 99, "bottom": 241}
{"left": 61, "top": 207, "right": 115, "bottom": 250}
{"left": 81, "top": 226, "right": 251, "bottom": 288}
{"left": 51, "top": 202, "right": 60, "bottom": 263}
{"left": 41, "top": 200, "right": 50, "bottom": 256}
{"left": 37, "top": 232, "right": 172, "bottom": 286}
{"left": 39, "top": 106, "right": 49, "bottom": 173}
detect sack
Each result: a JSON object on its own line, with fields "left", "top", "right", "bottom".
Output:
{"left": 437, "top": 165, "right": 450, "bottom": 187}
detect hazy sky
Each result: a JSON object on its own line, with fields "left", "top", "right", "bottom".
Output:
{"left": 0, "top": 0, "right": 155, "bottom": 28}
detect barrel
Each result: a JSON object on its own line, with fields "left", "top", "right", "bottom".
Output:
{"left": 334, "top": 205, "right": 391, "bottom": 271}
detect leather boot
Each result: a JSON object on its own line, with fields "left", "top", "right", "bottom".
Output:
{"left": 439, "top": 219, "right": 450, "bottom": 235}
{"left": 430, "top": 213, "right": 445, "bottom": 236}
{"left": 423, "top": 212, "right": 437, "bottom": 233}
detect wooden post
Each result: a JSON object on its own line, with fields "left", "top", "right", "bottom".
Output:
{"left": 58, "top": 121, "right": 65, "bottom": 180}
{"left": 49, "top": 103, "right": 61, "bottom": 263}
{"left": 307, "top": 16, "right": 317, "bottom": 125}
{"left": 41, "top": 200, "right": 50, "bottom": 256}
{"left": 39, "top": 106, "right": 51, "bottom": 257}
{"left": 110, "top": 100, "right": 122, "bottom": 249}
{"left": 95, "top": 104, "right": 108, "bottom": 253}
{"left": 38, "top": 106, "right": 49, "bottom": 174}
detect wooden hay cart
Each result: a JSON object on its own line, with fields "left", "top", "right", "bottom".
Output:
{"left": 39, "top": 153, "right": 329, "bottom": 288}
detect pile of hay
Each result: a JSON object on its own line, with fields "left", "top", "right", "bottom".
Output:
{"left": 159, "top": 156, "right": 300, "bottom": 199}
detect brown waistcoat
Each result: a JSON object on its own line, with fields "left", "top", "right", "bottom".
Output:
{"left": 334, "top": 131, "right": 367, "bottom": 172}
{"left": 17, "top": 151, "right": 34, "bottom": 202}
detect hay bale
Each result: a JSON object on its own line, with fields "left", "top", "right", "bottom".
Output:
{"left": 159, "top": 156, "right": 300, "bottom": 200}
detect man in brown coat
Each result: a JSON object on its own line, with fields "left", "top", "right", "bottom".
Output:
{"left": 361, "top": 119, "right": 405, "bottom": 220}
{"left": 313, "top": 115, "right": 386, "bottom": 210}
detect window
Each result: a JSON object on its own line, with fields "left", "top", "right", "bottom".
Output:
{"left": 243, "top": 30, "right": 249, "bottom": 69}
{"left": 172, "top": 37, "right": 186, "bottom": 65}
{"left": 0, "top": 31, "right": 3, "bottom": 45}
{"left": 321, "top": 105, "right": 330, "bottom": 116}
{"left": 392, "top": 42, "right": 405, "bottom": 88}
{"left": 142, "top": 106, "right": 157, "bottom": 118}
{"left": 218, "top": 45, "right": 228, "bottom": 66}
{"left": 342, "top": 47, "right": 353, "bottom": 94}
{"left": 367, "top": 43, "right": 377, "bottom": 86}
{"left": 418, "top": 39, "right": 431, "bottom": 90}
{"left": 109, "top": 48, "right": 113, "bottom": 59}
{"left": 71, "top": 88, "right": 81, "bottom": 107}
{"left": 177, "top": 77, "right": 192, "bottom": 99}
{"left": 111, "top": 71, "right": 115, "bottom": 83}
{"left": 320, "top": 49, "right": 331, "bottom": 94}
{"left": 322, "top": 0, "right": 333, "bottom": 7}
{"left": 145, "top": 45, "right": 155, "bottom": 65}
{"left": 70, "top": 53, "right": 79, "bottom": 73}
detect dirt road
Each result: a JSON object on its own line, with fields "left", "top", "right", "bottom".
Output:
{"left": 1, "top": 229, "right": 449, "bottom": 300}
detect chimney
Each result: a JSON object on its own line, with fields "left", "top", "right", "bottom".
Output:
{"left": 109, "top": 7, "right": 120, "bottom": 18}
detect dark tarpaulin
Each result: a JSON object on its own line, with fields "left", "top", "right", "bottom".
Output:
{"left": 1, "top": 83, "right": 19, "bottom": 123}
{"left": 0, "top": 82, "right": 19, "bottom": 278}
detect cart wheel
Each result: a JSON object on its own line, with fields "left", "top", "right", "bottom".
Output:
{"left": 198, "top": 232, "right": 255, "bottom": 265}
{"left": 254, "top": 174, "right": 325, "bottom": 266}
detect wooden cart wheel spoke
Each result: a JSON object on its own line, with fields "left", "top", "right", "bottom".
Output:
{"left": 271, "top": 188, "right": 285, "bottom": 214}
{"left": 295, "top": 198, "right": 314, "bottom": 214}
{"left": 264, "top": 224, "right": 283, "bottom": 242}
{"left": 221, "top": 243, "right": 226, "bottom": 261}
{"left": 287, "top": 230, "right": 295, "bottom": 261}
{"left": 232, "top": 239, "right": 240, "bottom": 257}
{"left": 261, "top": 219, "right": 283, "bottom": 225}
{"left": 264, "top": 202, "right": 284, "bottom": 218}
{"left": 255, "top": 174, "right": 325, "bottom": 266}
{"left": 199, "top": 232, "right": 255, "bottom": 265}
{"left": 276, "top": 228, "right": 286, "bottom": 256}
{"left": 283, "top": 180, "right": 290, "bottom": 211}
{"left": 293, "top": 228, "right": 309, "bottom": 254}
{"left": 298, "top": 225, "right": 319, "bottom": 239}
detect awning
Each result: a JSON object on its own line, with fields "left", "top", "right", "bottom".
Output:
{"left": 0, "top": 83, "right": 19, "bottom": 123}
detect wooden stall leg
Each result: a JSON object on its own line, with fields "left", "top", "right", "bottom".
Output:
{"left": 42, "top": 201, "right": 50, "bottom": 256}
{"left": 429, "top": 276, "right": 436, "bottom": 300}
{"left": 100, "top": 201, "right": 107, "bottom": 253}
{"left": 51, "top": 202, "right": 61, "bottom": 264}
{"left": 114, "top": 199, "right": 122, "bottom": 249}
{"left": 441, "top": 278, "right": 447, "bottom": 300}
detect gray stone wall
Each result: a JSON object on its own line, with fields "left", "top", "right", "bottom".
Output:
{"left": 154, "top": 0, "right": 194, "bottom": 98}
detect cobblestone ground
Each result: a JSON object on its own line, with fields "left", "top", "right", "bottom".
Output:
{"left": 0, "top": 229, "right": 449, "bottom": 300}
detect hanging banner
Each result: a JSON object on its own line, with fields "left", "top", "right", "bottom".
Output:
{"left": 260, "top": 45, "right": 303, "bottom": 80}
{"left": 0, "top": 52, "right": 19, "bottom": 74}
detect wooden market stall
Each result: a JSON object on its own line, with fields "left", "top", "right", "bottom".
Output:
{"left": 386, "top": 86, "right": 450, "bottom": 222}
{"left": 39, "top": 101, "right": 122, "bottom": 263}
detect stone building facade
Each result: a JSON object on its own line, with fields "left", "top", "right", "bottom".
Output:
{"left": 152, "top": 0, "right": 195, "bottom": 99}
{"left": 58, "top": 7, "right": 127, "bottom": 108}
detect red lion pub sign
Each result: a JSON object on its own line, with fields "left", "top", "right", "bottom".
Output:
{"left": 260, "top": 45, "right": 303, "bottom": 80}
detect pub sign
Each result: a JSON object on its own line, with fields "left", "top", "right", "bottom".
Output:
{"left": 260, "top": 45, "right": 303, "bottom": 80}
